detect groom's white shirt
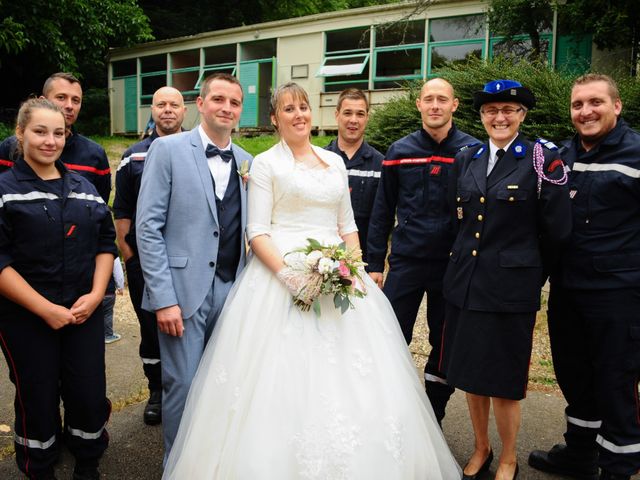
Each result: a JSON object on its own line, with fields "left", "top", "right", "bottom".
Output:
{"left": 198, "top": 124, "right": 232, "bottom": 200}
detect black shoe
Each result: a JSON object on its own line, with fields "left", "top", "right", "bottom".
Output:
{"left": 599, "top": 471, "right": 630, "bottom": 480}
{"left": 528, "top": 444, "right": 599, "bottom": 480}
{"left": 72, "top": 465, "right": 99, "bottom": 480}
{"left": 462, "top": 449, "right": 493, "bottom": 479}
{"left": 143, "top": 389, "right": 162, "bottom": 425}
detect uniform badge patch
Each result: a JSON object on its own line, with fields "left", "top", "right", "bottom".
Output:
{"left": 65, "top": 223, "right": 77, "bottom": 238}
{"left": 569, "top": 189, "right": 577, "bottom": 199}
{"left": 430, "top": 165, "right": 441, "bottom": 176}
{"left": 547, "top": 159, "right": 564, "bottom": 173}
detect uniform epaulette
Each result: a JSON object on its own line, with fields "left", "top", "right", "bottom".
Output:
{"left": 536, "top": 138, "right": 558, "bottom": 150}
{"left": 458, "top": 141, "right": 481, "bottom": 152}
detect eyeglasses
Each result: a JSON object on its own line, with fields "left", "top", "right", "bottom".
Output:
{"left": 480, "top": 107, "right": 524, "bottom": 117}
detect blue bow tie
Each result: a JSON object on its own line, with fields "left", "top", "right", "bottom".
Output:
{"left": 205, "top": 144, "right": 234, "bottom": 163}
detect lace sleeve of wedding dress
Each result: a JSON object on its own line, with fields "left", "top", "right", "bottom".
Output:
{"left": 335, "top": 160, "right": 358, "bottom": 237}
{"left": 246, "top": 154, "right": 273, "bottom": 242}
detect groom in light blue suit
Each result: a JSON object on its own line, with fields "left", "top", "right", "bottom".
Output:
{"left": 136, "top": 73, "right": 252, "bottom": 461}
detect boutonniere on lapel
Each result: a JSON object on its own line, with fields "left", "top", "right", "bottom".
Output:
{"left": 237, "top": 160, "right": 250, "bottom": 189}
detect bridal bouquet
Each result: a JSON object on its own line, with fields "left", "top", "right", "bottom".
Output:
{"left": 281, "top": 238, "right": 367, "bottom": 316}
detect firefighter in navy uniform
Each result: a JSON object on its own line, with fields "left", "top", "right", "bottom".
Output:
{"left": 442, "top": 79, "right": 571, "bottom": 480}
{"left": 113, "top": 86, "right": 186, "bottom": 425}
{"left": 325, "top": 88, "right": 383, "bottom": 264}
{"left": 0, "top": 72, "right": 111, "bottom": 203}
{"left": 529, "top": 75, "right": 640, "bottom": 480}
{"left": 0, "top": 99, "right": 116, "bottom": 480}
{"left": 367, "top": 78, "right": 478, "bottom": 425}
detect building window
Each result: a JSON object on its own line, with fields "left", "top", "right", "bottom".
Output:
{"left": 427, "top": 15, "right": 485, "bottom": 75}
{"left": 373, "top": 20, "right": 425, "bottom": 89}
{"left": 140, "top": 54, "right": 167, "bottom": 106}
{"left": 170, "top": 49, "right": 200, "bottom": 102}
{"left": 489, "top": 34, "right": 552, "bottom": 63}
{"left": 112, "top": 59, "right": 136, "bottom": 78}
{"left": 195, "top": 65, "right": 237, "bottom": 91}
{"left": 322, "top": 26, "right": 370, "bottom": 93}
{"left": 196, "top": 44, "right": 238, "bottom": 91}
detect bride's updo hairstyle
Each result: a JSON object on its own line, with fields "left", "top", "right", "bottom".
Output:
{"left": 270, "top": 82, "right": 311, "bottom": 131}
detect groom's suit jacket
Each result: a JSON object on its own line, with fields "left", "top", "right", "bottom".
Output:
{"left": 136, "top": 127, "right": 252, "bottom": 319}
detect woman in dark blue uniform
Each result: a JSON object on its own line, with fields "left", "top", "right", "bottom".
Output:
{"left": 442, "top": 80, "right": 571, "bottom": 480}
{"left": 0, "top": 98, "right": 116, "bottom": 480}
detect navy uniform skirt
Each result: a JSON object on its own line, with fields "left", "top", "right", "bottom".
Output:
{"left": 442, "top": 303, "right": 536, "bottom": 400}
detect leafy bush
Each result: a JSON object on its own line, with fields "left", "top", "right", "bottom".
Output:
{"left": 367, "top": 57, "right": 640, "bottom": 153}
{"left": 75, "top": 88, "right": 110, "bottom": 136}
{"left": 0, "top": 122, "right": 14, "bottom": 140}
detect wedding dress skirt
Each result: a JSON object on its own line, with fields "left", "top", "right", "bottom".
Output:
{"left": 162, "top": 143, "right": 461, "bottom": 479}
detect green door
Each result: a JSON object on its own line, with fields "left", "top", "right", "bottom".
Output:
{"left": 239, "top": 61, "right": 259, "bottom": 128}
{"left": 556, "top": 34, "right": 592, "bottom": 74}
{"left": 124, "top": 76, "right": 137, "bottom": 133}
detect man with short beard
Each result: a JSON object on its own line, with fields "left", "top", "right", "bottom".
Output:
{"left": 113, "top": 87, "right": 186, "bottom": 426}
{"left": 367, "top": 78, "right": 478, "bottom": 425}
{"left": 529, "top": 74, "right": 640, "bottom": 480}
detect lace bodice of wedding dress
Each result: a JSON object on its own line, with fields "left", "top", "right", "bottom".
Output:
{"left": 246, "top": 141, "right": 358, "bottom": 252}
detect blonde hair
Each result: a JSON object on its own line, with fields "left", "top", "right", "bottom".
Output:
{"left": 573, "top": 73, "right": 620, "bottom": 101}
{"left": 15, "top": 98, "right": 64, "bottom": 154}
{"left": 269, "top": 82, "right": 310, "bottom": 118}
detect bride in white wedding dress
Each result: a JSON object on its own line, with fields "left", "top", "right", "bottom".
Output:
{"left": 162, "top": 83, "right": 461, "bottom": 480}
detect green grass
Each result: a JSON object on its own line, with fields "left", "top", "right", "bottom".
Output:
{"left": 92, "top": 134, "right": 337, "bottom": 162}
{"left": 235, "top": 134, "right": 335, "bottom": 157}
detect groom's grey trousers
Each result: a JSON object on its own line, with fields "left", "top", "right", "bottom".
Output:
{"left": 158, "top": 274, "right": 233, "bottom": 464}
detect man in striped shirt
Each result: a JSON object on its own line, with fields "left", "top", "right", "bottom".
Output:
{"left": 529, "top": 74, "right": 640, "bottom": 480}
{"left": 325, "top": 88, "right": 383, "bottom": 264}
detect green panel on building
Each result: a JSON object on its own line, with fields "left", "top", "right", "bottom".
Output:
{"left": 557, "top": 34, "right": 592, "bottom": 74}
{"left": 124, "top": 77, "right": 138, "bottom": 133}
{"left": 239, "top": 62, "right": 260, "bottom": 128}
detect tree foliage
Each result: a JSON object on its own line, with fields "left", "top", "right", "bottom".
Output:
{"left": 487, "top": 0, "right": 640, "bottom": 74}
{"left": 139, "top": 0, "right": 393, "bottom": 41}
{"left": 0, "top": 0, "right": 152, "bottom": 110}
{"left": 487, "top": 0, "right": 553, "bottom": 61}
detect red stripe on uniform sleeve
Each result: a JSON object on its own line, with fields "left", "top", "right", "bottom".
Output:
{"left": 64, "top": 163, "right": 111, "bottom": 175}
{"left": 0, "top": 159, "right": 15, "bottom": 167}
{"left": 382, "top": 155, "right": 455, "bottom": 166}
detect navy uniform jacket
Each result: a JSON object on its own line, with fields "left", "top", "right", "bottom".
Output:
{"left": 0, "top": 131, "right": 111, "bottom": 203}
{"left": 558, "top": 119, "right": 640, "bottom": 290}
{"left": 325, "top": 139, "right": 383, "bottom": 219}
{"left": 0, "top": 157, "right": 117, "bottom": 311}
{"left": 113, "top": 130, "right": 159, "bottom": 256}
{"left": 443, "top": 134, "right": 571, "bottom": 313}
{"left": 367, "top": 124, "right": 478, "bottom": 273}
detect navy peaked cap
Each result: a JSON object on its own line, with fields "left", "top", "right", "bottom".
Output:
{"left": 473, "top": 79, "right": 536, "bottom": 111}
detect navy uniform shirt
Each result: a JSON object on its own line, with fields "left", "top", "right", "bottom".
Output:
{"left": 325, "top": 139, "right": 384, "bottom": 219}
{"left": 367, "top": 124, "right": 479, "bottom": 273}
{"left": 325, "top": 139, "right": 383, "bottom": 264}
{"left": 558, "top": 119, "right": 640, "bottom": 290}
{"left": 444, "top": 135, "right": 571, "bottom": 312}
{"left": 113, "top": 130, "right": 159, "bottom": 256}
{"left": 0, "top": 130, "right": 111, "bottom": 203}
{"left": 0, "top": 157, "right": 117, "bottom": 311}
